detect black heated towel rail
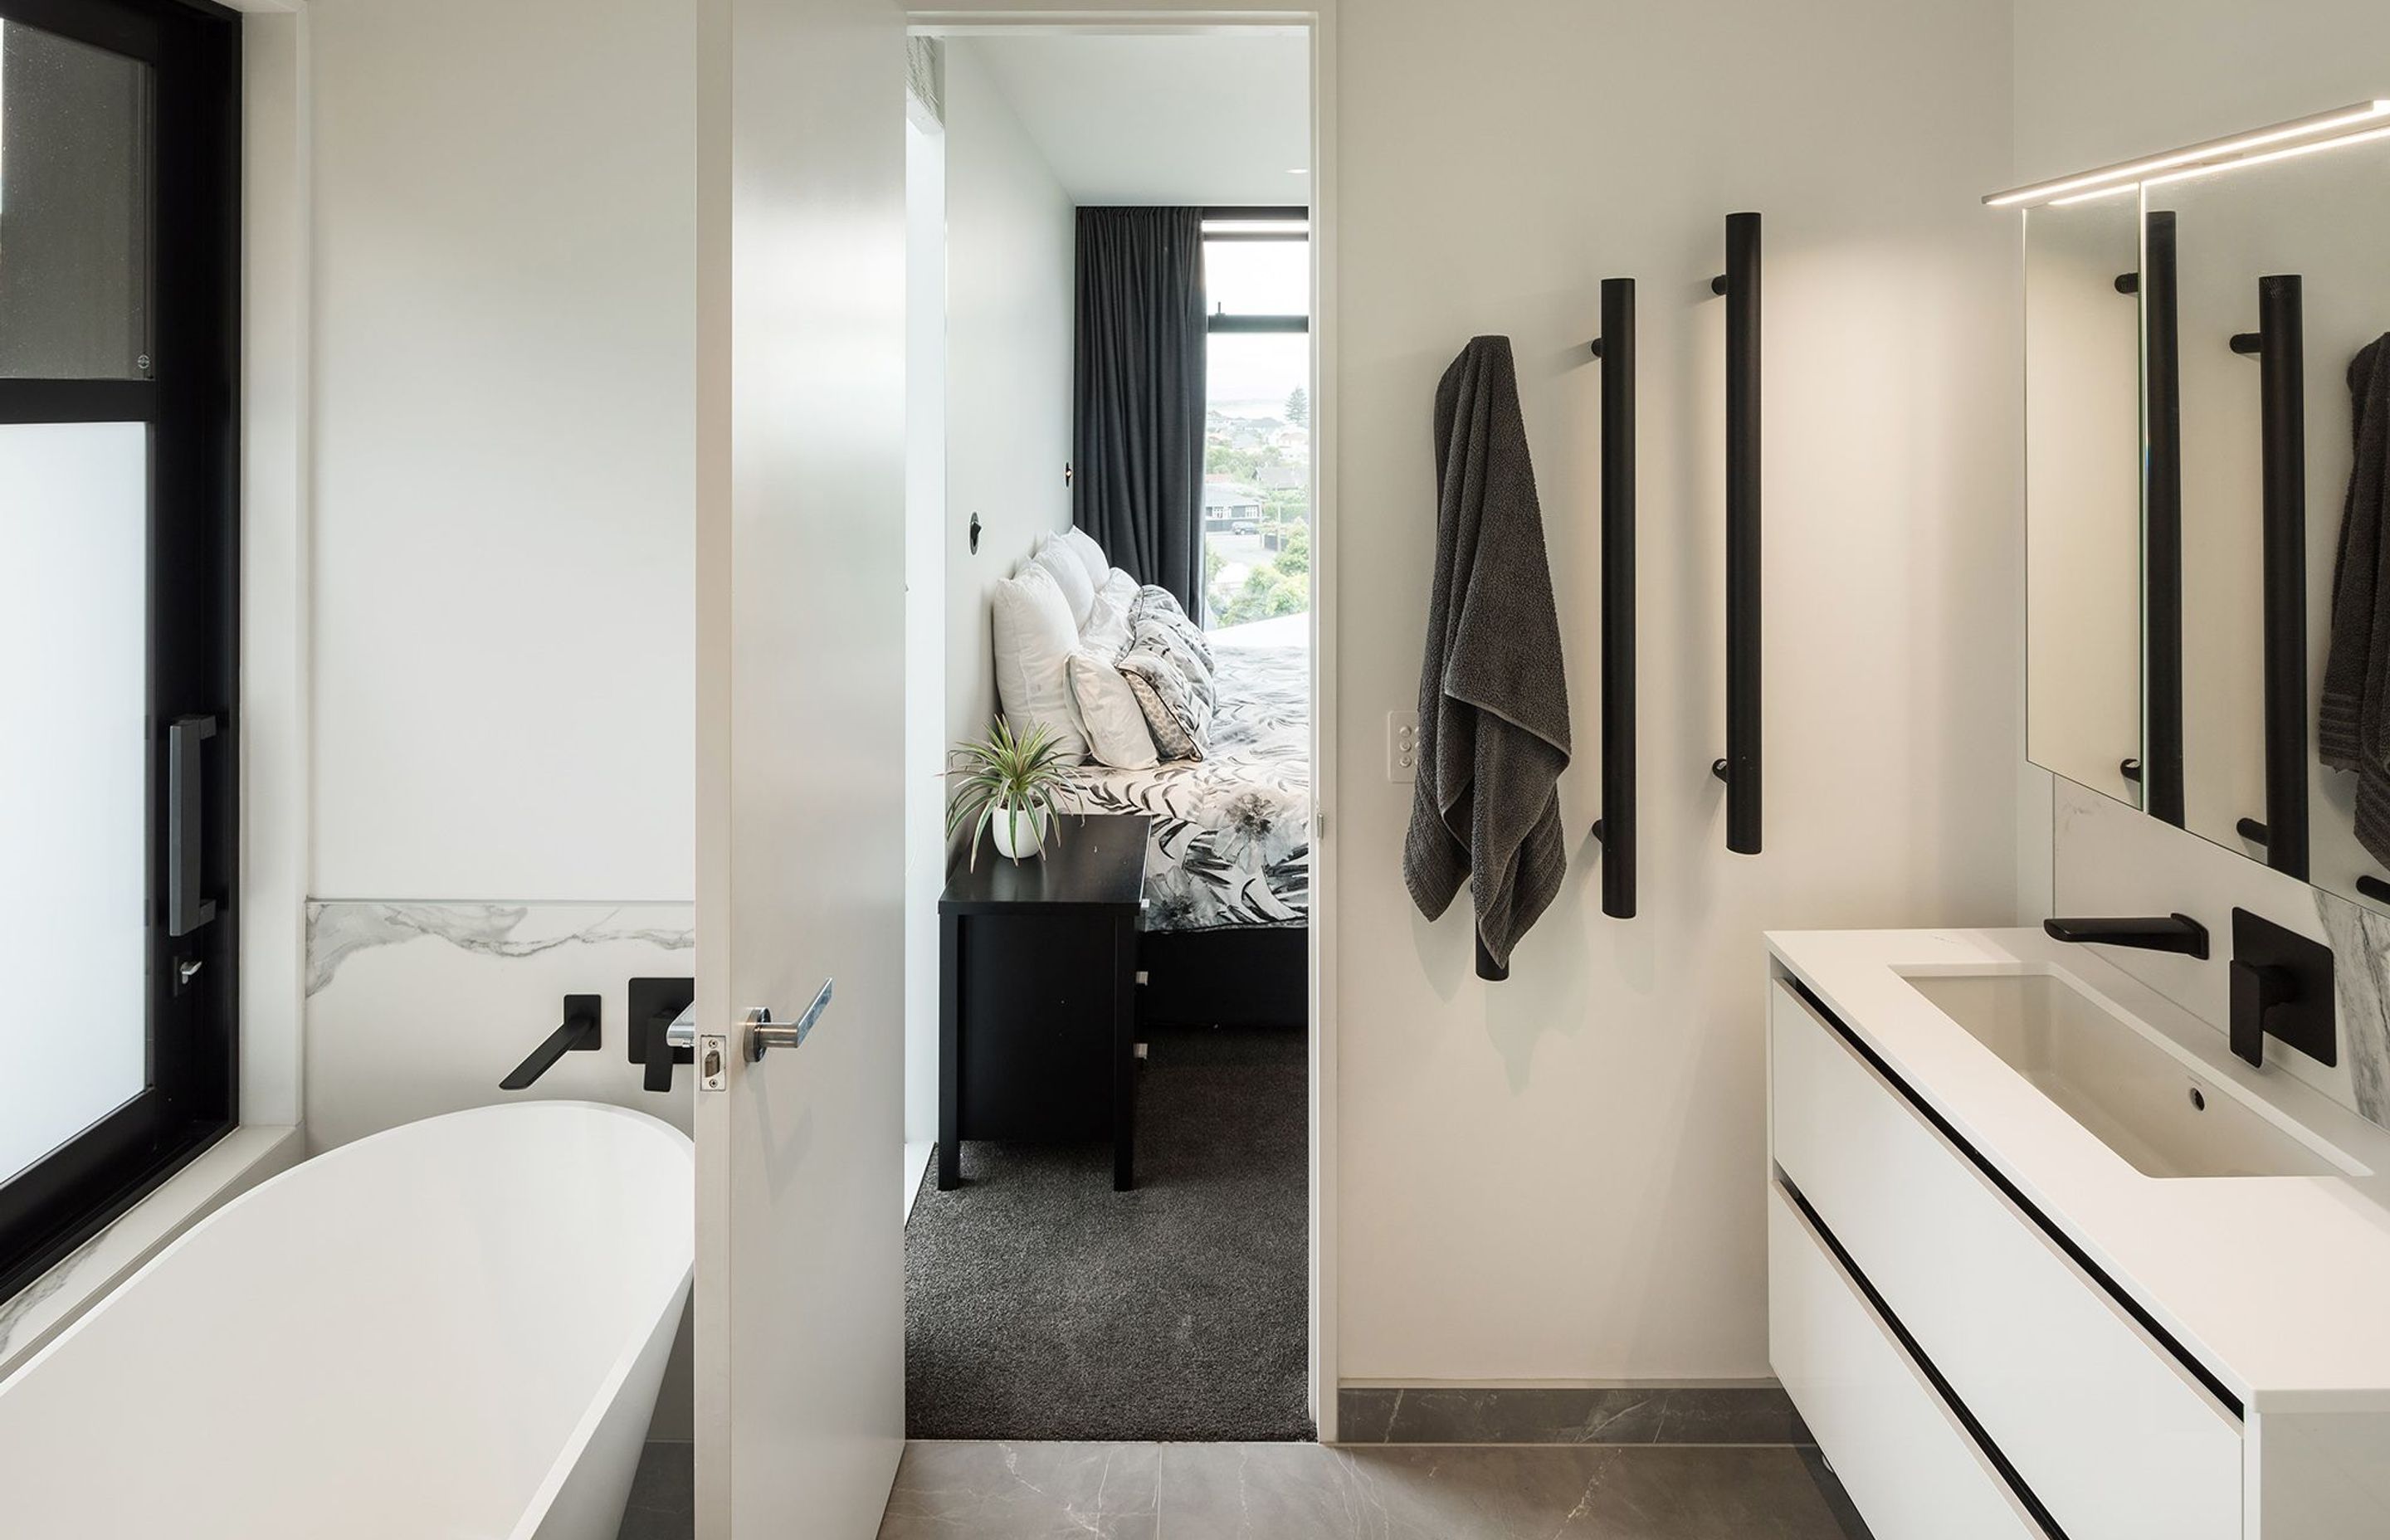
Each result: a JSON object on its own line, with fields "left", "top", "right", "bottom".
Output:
{"left": 2139, "top": 211, "right": 2186, "bottom": 828}
{"left": 1589, "top": 277, "right": 1637, "bottom": 919}
{"left": 2237, "top": 275, "right": 2310, "bottom": 882}
{"left": 1709, "top": 213, "right": 1763, "bottom": 854}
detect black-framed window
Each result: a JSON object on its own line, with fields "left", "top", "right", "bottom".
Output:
{"left": 1199, "top": 207, "right": 1310, "bottom": 627}
{"left": 0, "top": 0, "right": 241, "bottom": 1303}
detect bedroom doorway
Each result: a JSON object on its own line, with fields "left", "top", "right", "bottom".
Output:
{"left": 897, "top": 21, "right": 1324, "bottom": 1444}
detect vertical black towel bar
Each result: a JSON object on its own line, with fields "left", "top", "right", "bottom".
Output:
{"left": 1709, "top": 212, "right": 1763, "bottom": 855}
{"left": 2248, "top": 274, "right": 2309, "bottom": 881}
{"left": 1588, "top": 277, "right": 1637, "bottom": 919}
{"left": 2140, "top": 211, "right": 2187, "bottom": 828}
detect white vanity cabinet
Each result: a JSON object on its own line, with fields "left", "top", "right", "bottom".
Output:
{"left": 1770, "top": 979, "right": 2241, "bottom": 1539}
{"left": 1766, "top": 930, "right": 2390, "bottom": 1540}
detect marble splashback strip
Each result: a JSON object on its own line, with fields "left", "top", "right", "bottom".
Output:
{"left": 2315, "top": 889, "right": 2390, "bottom": 1129}
{"left": 1336, "top": 1385, "right": 1811, "bottom": 1446}
{"left": 306, "top": 901, "right": 695, "bottom": 996}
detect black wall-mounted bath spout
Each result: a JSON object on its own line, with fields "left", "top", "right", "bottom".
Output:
{"left": 500, "top": 995, "right": 602, "bottom": 1090}
{"left": 2041, "top": 914, "right": 2210, "bottom": 959}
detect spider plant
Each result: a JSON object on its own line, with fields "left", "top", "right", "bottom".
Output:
{"left": 944, "top": 719, "right": 1071, "bottom": 865}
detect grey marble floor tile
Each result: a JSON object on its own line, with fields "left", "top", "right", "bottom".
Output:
{"left": 877, "top": 1440, "right": 1161, "bottom": 1539}
{"left": 1337, "top": 1386, "right": 1807, "bottom": 1445}
{"left": 1155, "top": 1443, "right": 1855, "bottom": 1539}
{"left": 1799, "top": 1446, "right": 1875, "bottom": 1540}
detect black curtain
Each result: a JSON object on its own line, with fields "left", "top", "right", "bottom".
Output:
{"left": 1073, "top": 207, "right": 1207, "bottom": 615}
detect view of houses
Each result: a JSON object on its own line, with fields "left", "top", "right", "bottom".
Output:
{"left": 1202, "top": 384, "right": 1311, "bottom": 626}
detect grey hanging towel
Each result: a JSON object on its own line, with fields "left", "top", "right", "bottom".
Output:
{"left": 2320, "top": 334, "right": 2390, "bottom": 866}
{"left": 1404, "top": 336, "right": 1573, "bottom": 981}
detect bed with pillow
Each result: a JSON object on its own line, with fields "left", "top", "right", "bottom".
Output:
{"left": 990, "top": 528, "right": 1310, "bottom": 1027}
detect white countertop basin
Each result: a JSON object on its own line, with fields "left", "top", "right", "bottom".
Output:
{"left": 1770, "top": 927, "right": 2390, "bottom": 1412}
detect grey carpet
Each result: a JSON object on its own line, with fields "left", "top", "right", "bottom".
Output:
{"left": 905, "top": 1024, "right": 1310, "bottom": 1442}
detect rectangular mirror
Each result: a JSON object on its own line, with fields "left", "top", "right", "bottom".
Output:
{"left": 2022, "top": 129, "right": 2390, "bottom": 915}
{"left": 2025, "top": 197, "right": 2145, "bottom": 809}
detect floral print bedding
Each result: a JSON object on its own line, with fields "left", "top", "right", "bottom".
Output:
{"left": 1054, "top": 630, "right": 1310, "bottom": 932}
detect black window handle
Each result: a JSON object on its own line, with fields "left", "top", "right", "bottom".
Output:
{"left": 168, "top": 714, "right": 218, "bottom": 938}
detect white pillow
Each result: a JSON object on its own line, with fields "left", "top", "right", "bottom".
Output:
{"left": 1068, "top": 647, "right": 1158, "bottom": 769}
{"left": 990, "top": 563, "right": 1088, "bottom": 763}
{"left": 1059, "top": 527, "right": 1110, "bottom": 592}
{"left": 1031, "top": 543, "right": 1095, "bottom": 630}
{"left": 1081, "top": 584, "right": 1131, "bottom": 655}
{"left": 1101, "top": 568, "right": 1140, "bottom": 612}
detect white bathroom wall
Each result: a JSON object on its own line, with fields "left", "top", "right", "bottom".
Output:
{"left": 2016, "top": 0, "right": 2390, "bottom": 1137}
{"left": 307, "top": 0, "right": 696, "bottom": 904}
{"left": 940, "top": 41, "right": 1076, "bottom": 755}
{"left": 1332, "top": 0, "right": 2020, "bottom": 1383}
{"left": 300, "top": 0, "right": 699, "bottom": 1120}
{"left": 2010, "top": 0, "right": 2390, "bottom": 185}
{"left": 298, "top": 0, "right": 705, "bottom": 1433}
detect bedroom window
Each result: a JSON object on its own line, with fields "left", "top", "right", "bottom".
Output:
{"left": 1202, "top": 209, "right": 1310, "bottom": 631}
{"left": 0, "top": 0, "right": 241, "bottom": 1302}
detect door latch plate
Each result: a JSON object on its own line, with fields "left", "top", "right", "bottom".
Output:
{"left": 697, "top": 1031, "right": 729, "bottom": 1092}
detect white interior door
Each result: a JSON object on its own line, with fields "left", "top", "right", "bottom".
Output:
{"left": 692, "top": 0, "right": 909, "bottom": 1533}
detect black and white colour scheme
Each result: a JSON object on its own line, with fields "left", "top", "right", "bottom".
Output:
{"left": 303, "top": 902, "right": 697, "bottom": 1155}
{"left": 1051, "top": 621, "right": 1310, "bottom": 932}
{"left": 2055, "top": 783, "right": 2390, "bottom": 1133}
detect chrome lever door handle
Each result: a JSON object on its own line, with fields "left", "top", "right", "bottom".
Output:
{"left": 745, "top": 977, "right": 832, "bottom": 1061}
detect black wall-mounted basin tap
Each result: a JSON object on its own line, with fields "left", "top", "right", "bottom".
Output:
{"left": 2228, "top": 909, "right": 2336, "bottom": 1070}
{"left": 2041, "top": 913, "right": 2210, "bottom": 958}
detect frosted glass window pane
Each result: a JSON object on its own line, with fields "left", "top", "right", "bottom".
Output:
{"left": 0, "top": 422, "right": 148, "bottom": 1182}
{"left": 0, "top": 21, "right": 155, "bottom": 378}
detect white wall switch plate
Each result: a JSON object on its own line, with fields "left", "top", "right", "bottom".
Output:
{"left": 1387, "top": 709, "right": 1420, "bottom": 782}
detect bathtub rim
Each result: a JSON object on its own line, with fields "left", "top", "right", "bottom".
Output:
{"left": 0, "top": 1100, "right": 695, "bottom": 1537}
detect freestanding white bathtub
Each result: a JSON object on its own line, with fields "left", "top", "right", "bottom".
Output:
{"left": 0, "top": 1102, "right": 693, "bottom": 1540}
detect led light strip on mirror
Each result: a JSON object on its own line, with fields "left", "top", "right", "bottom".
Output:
{"left": 1984, "top": 99, "right": 2390, "bottom": 209}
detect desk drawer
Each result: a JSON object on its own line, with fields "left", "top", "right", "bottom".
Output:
{"left": 1769, "top": 981, "right": 2241, "bottom": 1540}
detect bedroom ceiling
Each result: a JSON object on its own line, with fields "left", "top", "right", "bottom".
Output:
{"left": 958, "top": 32, "right": 1312, "bottom": 207}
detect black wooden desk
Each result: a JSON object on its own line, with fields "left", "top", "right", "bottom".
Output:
{"left": 937, "top": 811, "right": 1149, "bottom": 1191}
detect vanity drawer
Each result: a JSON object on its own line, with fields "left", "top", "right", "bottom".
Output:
{"left": 1768, "top": 980, "right": 2242, "bottom": 1540}
{"left": 1769, "top": 1181, "right": 2046, "bottom": 1540}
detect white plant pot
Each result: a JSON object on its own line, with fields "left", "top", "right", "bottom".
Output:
{"left": 992, "top": 806, "right": 1047, "bottom": 860}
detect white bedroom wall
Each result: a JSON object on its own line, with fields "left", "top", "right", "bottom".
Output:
{"left": 940, "top": 41, "right": 1076, "bottom": 755}
{"left": 905, "top": 115, "right": 951, "bottom": 1157}
{"left": 1333, "top": 0, "right": 2021, "bottom": 1383}
{"left": 2014, "top": 0, "right": 2390, "bottom": 1138}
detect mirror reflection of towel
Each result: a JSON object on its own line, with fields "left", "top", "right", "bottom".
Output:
{"left": 2319, "top": 334, "right": 2390, "bottom": 867}
{"left": 1403, "top": 336, "right": 1572, "bottom": 981}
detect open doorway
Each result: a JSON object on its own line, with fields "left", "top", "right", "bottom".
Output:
{"left": 900, "top": 25, "right": 1319, "bottom": 1443}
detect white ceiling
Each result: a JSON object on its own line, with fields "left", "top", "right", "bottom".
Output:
{"left": 957, "top": 32, "right": 1311, "bottom": 207}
